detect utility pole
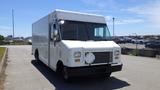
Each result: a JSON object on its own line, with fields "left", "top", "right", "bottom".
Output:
{"left": 112, "top": 17, "right": 115, "bottom": 38}
{"left": 12, "top": 9, "right": 15, "bottom": 39}
{"left": 135, "top": 33, "right": 138, "bottom": 56}
{"left": 133, "top": 33, "right": 138, "bottom": 56}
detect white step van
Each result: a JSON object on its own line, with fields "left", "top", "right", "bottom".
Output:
{"left": 32, "top": 9, "right": 122, "bottom": 80}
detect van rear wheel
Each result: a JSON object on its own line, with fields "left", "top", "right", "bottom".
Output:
{"left": 34, "top": 50, "right": 39, "bottom": 62}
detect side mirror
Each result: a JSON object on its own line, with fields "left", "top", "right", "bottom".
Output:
{"left": 53, "top": 30, "right": 59, "bottom": 42}
{"left": 54, "top": 30, "right": 58, "bottom": 36}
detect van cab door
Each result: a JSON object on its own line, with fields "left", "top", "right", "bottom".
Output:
{"left": 49, "top": 23, "right": 59, "bottom": 70}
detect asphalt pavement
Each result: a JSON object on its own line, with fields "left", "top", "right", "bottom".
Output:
{"left": 3, "top": 45, "right": 160, "bottom": 90}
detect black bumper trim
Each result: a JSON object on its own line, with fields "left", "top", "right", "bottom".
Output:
{"left": 65, "top": 64, "right": 122, "bottom": 77}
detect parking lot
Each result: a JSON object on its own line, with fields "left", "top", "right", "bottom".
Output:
{"left": 3, "top": 45, "right": 160, "bottom": 90}
{"left": 119, "top": 43, "right": 145, "bottom": 49}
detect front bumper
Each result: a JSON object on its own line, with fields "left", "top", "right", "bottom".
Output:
{"left": 64, "top": 63, "right": 123, "bottom": 77}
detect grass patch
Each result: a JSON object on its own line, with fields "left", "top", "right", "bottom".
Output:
{"left": 0, "top": 47, "right": 6, "bottom": 61}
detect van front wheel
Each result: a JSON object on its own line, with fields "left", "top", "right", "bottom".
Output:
{"left": 101, "top": 73, "right": 111, "bottom": 78}
{"left": 62, "top": 67, "right": 70, "bottom": 81}
{"left": 106, "top": 73, "right": 111, "bottom": 78}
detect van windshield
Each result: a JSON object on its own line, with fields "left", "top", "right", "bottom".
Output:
{"left": 60, "top": 21, "right": 111, "bottom": 41}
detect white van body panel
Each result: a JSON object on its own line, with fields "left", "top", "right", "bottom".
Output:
{"left": 62, "top": 40, "right": 120, "bottom": 49}
{"left": 61, "top": 40, "right": 121, "bottom": 67}
{"left": 32, "top": 15, "right": 49, "bottom": 66}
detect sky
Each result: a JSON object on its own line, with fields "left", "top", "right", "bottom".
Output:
{"left": 0, "top": 0, "right": 160, "bottom": 37}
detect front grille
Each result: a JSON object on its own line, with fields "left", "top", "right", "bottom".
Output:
{"left": 92, "top": 52, "right": 112, "bottom": 64}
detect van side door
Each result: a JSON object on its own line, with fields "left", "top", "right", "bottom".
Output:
{"left": 49, "top": 23, "right": 59, "bottom": 70}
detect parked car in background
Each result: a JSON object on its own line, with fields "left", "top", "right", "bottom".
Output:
{"left": 131, "top": 39, "right": 146, "bottom": 44}
{"left": 113, "top": 37, "right": 132, "bottom": 44}
{"left": 145, "top": 40, "right": 160, "bottom": 49}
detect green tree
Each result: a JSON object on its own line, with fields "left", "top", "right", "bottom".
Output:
{"left": 0, "top": 35, "right": 4, "bottom": 41}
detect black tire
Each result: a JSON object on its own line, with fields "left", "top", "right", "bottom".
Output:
{"left": 34, "top": 50, "right": 39, "bottom": 62}
{"left": 101, "top": 73, "right": 111, "bottom": 78}
{"left": 106, "top": 73, "right": 111, "bottom": 77}
{"left": 56, "top": 62, "right": 71, "bottom": 81}
{"left": 56, "top": 62, "right": 63, "bottom": 75}
{"left": 62, "top": 66, "right": 71, "bottom": 81}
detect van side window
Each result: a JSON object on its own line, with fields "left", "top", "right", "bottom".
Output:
{"left": 94, "top": 27, "right": 104, "bottom": 37}
{"left": 50, "top": 24, "right": 56, "bottom": 41}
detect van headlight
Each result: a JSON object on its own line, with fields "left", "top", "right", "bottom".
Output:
{"left": 114, "top": 50, "right": 120, "bottom": 59}
{"left": 74, "top": 51, "right": 81, "bottom": 58}
{"left": 114, "top": 50, "right": 120, "bottom": 56}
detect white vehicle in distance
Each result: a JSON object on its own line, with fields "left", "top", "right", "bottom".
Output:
{"left": 32, "top": 9, "right": 122, "bottom": 80}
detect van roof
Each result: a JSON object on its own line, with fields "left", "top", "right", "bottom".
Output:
{"left": 55, "top": 9, "right": 104, "bottom": 17}
{"left": 53, "top": 9, "right": 106, "bottom": 24}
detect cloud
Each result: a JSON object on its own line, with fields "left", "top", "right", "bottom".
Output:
{"left": 82, "top": 10, "right": 108, "bottom": 13}
{"left": 81, "top": 0, "right": 105, "bottom": 9}
{"left": 81, "top": 0, "right": 144, "bottom": 25}
{"left": 117, "top": 19, "right": 144, "bottom": 24}
{"left": 0, "top": 25, "right": 12, "bottom": 36}
{"left": 0, "top": 17, "right": 8, "bottom": 20}
{"left": 105, "top": 16, "right": 143, "bottom": 25}
{"left": 122, "top": 0, "right": 160, "bottom": 28}
{"left": 0, "top": 25, "right": 11, "bottom": 31}
{"left": 81, "top": 0, "right": 118, "bottom": 10}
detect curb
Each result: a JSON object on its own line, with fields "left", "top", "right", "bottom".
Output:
{"left": 0, "top": 48, "right": 8, "bottom": 74}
